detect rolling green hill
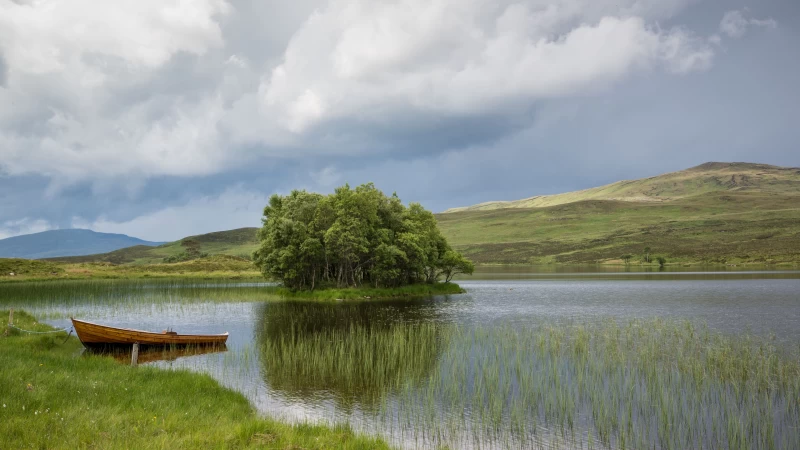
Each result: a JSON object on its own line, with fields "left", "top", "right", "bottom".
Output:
{"left": 48, "top": 228, "right": 259, "bottom": 265}
{"left": 445, "top": 162, "right": 800, "bottom": 212}
{"left": 437, "top": 162, "right": 800, "bottom": 265}
{"left": 34, "top": 162, "right": 800, "bottom": 268}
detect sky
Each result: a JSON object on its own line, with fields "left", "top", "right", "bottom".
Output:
{"left": 0, "top": 0, "right": 798, "bottom": 241}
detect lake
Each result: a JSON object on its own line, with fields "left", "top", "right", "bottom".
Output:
{"left": 3, "top": 269, "right": 800, "bottom": 449}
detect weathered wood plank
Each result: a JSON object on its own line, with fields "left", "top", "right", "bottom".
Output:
{"left": 131, "top": 343, "right": 139, "bottom": 367}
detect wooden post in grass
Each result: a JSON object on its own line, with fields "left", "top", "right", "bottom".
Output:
{"left": 4, "top": 309, "right": 12, "bottom": 336}
{"left": 131, "top": 343, "right": 139, "bottom": 367}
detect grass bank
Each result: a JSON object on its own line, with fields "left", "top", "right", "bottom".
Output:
{"left": 0, "top": 310, "right": 389, "bottom": 449}
{"left": 269, "top": 282, "right": 465, "bottom": 300}
{"left": 0, "top": 256, "right": 262, "bottom": 284}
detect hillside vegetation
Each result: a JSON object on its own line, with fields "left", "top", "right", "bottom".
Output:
{"left": 0, "top": 258, "right": 65, "bottom": 277}
{"left": 0, "top": 255, "right": 259, "bottom": 282}
{"left": 27, "top": 163, "right": 800, "bottom": 268}
{"left": 445, "top": 162, "right": 800, "bottom": 212}
{"left": 49, "top": 228, "right": 259, "bottom": 265}
{"left": 437, "top": 163, "right": 800, "bottom": 265}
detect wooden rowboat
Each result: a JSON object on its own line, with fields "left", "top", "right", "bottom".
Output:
{"left": 71, "top": 318, "right": 228, "bottom": 348}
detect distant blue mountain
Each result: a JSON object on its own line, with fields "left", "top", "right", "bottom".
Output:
{"left": 0, "top": 229, "right": 166, "bottom": 259}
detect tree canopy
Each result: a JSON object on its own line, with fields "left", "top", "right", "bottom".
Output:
{"left": 253, "top": 183, "right": 474, "bottom": 290}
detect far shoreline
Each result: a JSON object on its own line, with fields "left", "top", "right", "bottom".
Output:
{"left": 2, "top": 256, "right": 798, "bottom": 285}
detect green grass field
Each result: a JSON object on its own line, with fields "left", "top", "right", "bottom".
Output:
{"left": 437, "top": 191, "right": 800, "bottom": 265}
{"left": 436, "top": 163, "right": 800, "bottom": 265}
{"left": 445, "top": 162, "right": 800, "bottom": 212}
{"left": 0, "top": 310, "right": 389, "bottom": 449}
{"left": 0, "top": 255, "right": 262, "bottom": 283}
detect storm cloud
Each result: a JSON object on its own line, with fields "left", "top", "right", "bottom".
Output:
{"left": 0, "top": 0, "right": 797, "bottom": 241}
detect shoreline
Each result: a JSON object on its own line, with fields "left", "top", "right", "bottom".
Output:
{"left": 0, "top": 310, "right": 390, "bottom": 449}
{"left": 2, "top": 257, "right": 798, "bottom": 284}
{"left": 0, "top": 271, "right": 265, "bottom": 284}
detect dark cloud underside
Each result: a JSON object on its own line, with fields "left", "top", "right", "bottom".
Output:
{"left": 0, "top": 0, "right": 797, "bottom": 240}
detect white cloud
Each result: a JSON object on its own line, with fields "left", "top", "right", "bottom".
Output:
{"left": 76, "top": 187, "right": 268, "bottom": 241}
{"left": 0, "top": 0, "right": 230, "bottom": 74}
{"left": 0, "top": 94, "right": 230, "bottom": 180}
{"left": 0, "top": 0, "right": 233, "bottom": 184}
{"left": 0, "top": 0, "right": 717, "bottom": 185}
{"left": 657, "top": 27, "right": 714, "bottom": 74}
{"left": 720, "top": 9, "right": 777, "bottom": 38}
{"left": 0, "top": 218, "right": 52, "bottom": 240}
{"left": 312, "top": 166, "right": 342, "bottom": 189}
{"left": 260, "top": 1, "right": 713, "bottom": 134}
{"left": 286, "top": 89, "right": 327, "bottom": 133}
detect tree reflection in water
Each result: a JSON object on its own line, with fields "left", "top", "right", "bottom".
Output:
{"left": 256, "top": 299, "right": 448, "bottom": 411}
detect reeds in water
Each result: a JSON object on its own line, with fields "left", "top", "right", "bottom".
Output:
{"left": 257, "top": 312, "right": 800, "bottom": 449}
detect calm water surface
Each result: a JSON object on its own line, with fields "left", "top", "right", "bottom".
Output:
{"left": 4, "top": 270, "right": 800, "bottom": 449}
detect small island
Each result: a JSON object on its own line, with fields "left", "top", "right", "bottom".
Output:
{"left": 252, "top": 183, "right": 474, "bottom": 297}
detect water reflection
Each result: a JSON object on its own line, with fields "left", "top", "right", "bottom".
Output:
{"left": 256, "top": 300, "right": 447, "bottom": 410}
{"left": 88, "top": 344, "right": 228, "bottom": 364}
{"left": 6, "top": 277, "right": 800, "bottom": 449}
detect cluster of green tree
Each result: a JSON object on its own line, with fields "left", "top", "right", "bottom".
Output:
{"left": 162, "top": 239, "right": 208, "bottom": 263}
{"left": 253, "top": 183, "right": 474, "bottom": 290}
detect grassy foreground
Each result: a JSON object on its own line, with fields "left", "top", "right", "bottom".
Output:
{"left": 0, "top": 310, "right": 389, "bottom": 449}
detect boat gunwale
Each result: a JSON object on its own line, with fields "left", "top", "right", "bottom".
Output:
{"left": 70, "top": 318, "right": 229, "bottom": 339}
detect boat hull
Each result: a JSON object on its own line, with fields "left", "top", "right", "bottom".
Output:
{"left": 71, "top": 318, "right": 228, "bottom": 348}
